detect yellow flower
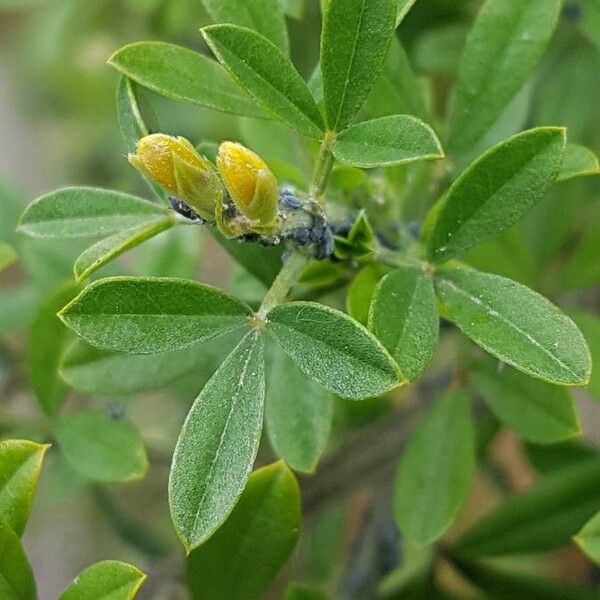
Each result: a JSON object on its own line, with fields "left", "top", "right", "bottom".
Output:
{"left": 217, "top": 142, "right": 279, "bottom": 226}
{"left": 128, "top": 134, "right": 222, "bottom": 219}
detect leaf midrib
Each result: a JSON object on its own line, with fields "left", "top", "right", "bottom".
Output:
{"left": 439, "top": 277, "right": 580, "bottom": 380}
{"left": 331, "top": 0, "right": 368, "bottom": 130}
{"left": 271, "top": 318, "right": 398, "bottom": 383}
{"left": 208, "top": 30, "right": 321, "bottom": 134}
{"left": 434, "top": 135, "right": 556, "bottom": 254}
{"left": 190, "top": 337, "right": 257, "bottom": 540}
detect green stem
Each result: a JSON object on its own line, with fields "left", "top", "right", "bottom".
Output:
{"left": 257, "top": 250, "right": 309, "bottom": 319}
{"left": 310, "top": 130, "right": 337, "bottom": 200}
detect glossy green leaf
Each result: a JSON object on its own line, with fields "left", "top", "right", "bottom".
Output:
{"left": 58, "top": 560, "right": 146, "bottom": 600}
{"left": 394, "top": 390, "right": 475, "bottom": 544}
{"left": 332, "top": 115, "right": 443, "bottom": 168}
{"left": 369, "top": 267, "right": 439, "bottom": 380}
{"left": 454, "top": 559, "right": 600, "bottom": 600}
{"left": 29, "top": 283, "right": 79, "bottom": 416}
{"left": 424, "top": 128, "right": 566, "bottom": 263}
{"left": 267, "top": 301, "right": 404, "bottom": 399}
{"left": 447, "top": 0, "right": 562, "bottom": 154}
{"left": 346, "top": 263, "right": 388, "bottom": 326}
{"left": 74, "top": 216, "right": 174, "bottom": 282}
{"left": 575, "top": 511, "right": 600, "bottom": 566}
{"left": 558, "top": 143, "right": 600, "bottom": 182}
{"left": 0, "top": 519, "right": 36, "bottom": 600}
{"left": 396, "top": 0, "right": 417, "bottom": 26}
{"left": 525, "top": 440, "right": 598, "bottom": 476}
{"left": 570, "top": 311, "right": 600, "bottom": 401}
{"left": 471, "top": 363, "right": 580, "bottom": 444}
{"left": 0, "top": 243, "right": 16, "bottom": 272}
{"left": 435, "top": 268, "right": 591, "bottom": 386}
{"left": 108, "top": 42, "right": 263, "bottom": 118}
{"left": 321, "top": 0, "right": 397, "bottom": 131}
{"left": 0, "top": 440, "right": 49, "bottom": 536}
{"left": 365, "top": 37, "right": 428, "bottom": 121}
{"left": 60, "top": 334, "right": 236, "bottom": 397}
{"left": 202, "top": 25, "right": 324, "bottom": 138}
{"left": 54, "top": 412, "right": 148, "bottom": 483}
{"left": 19, "top": 187, "right": 168, "bottom": 239}
{"left": 456, "top": 458, "right": 600, "bottom": 557}
{"left": 59, "top": 277, "right": 252, "bottom": 354}
{"left": 266, "top": 344, "right": 333, "bottom": 473}
{"left": 169, "top": 332, "right": 265, "bottom": 551}
{"left": 201, "top": 0, "right": 289, "bottom": 53}
{"left": 187, "top": 462, "right": 300, "bottom": 599}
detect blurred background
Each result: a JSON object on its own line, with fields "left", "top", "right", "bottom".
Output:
{"left": 1, "top": 1, "right": 599, "bottom": 598}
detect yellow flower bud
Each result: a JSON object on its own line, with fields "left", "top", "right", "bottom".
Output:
{"left": 217, "top": 142, "right": 279, "bottom": 227}
{"left": 128, "top": 134, "right": 222, "bottom": 220}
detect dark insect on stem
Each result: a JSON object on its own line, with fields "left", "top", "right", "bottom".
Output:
{"left": 168, "top": 197, "right": 206, "bottom": 223}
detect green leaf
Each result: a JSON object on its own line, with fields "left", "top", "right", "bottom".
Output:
{"left": 346, "top": 263, "right": 388, "bottom": 326}
{"left": 321, "top": 0, "right": 397, "bottom": 131}
{"left": 74, "top": 216, "right": 174, "bottom": 282}
{"left": 575, "top": 511, "right": 600, "bottom": 567}
{"left": 435, "top": 268, "right": 591, "bottom": 386}
{"left": 285, "top": 585, "right": 328, "bottom": 600}
{"left": 116, "top": 77, "right": 149, "bottom": 153}
{"left": 558, "top": 143, "right": 600, "bottom": 182}
{"left": 0, "top": 519, "right": 36, "bottom": 600}
{"left": 54, "top": 412, "right": 148, "bottom": 483}
{"left": 115, "top": 77, "right": 165, "bottom": 202}
{"left": 212, "top": 229, "right": 284, "bottom": 286}
{"left": 282, "top": 0, "right": 305, "bottom": 20}
{"left": 266, "top": 301, "right": 404, "bottom": 399}
{"left": 332, "top": 115, "right": 443, "bottom": 168}
{"left": 413, "top": 24, "right": 468, "bottom": 76}
{"left": 202, "top": 25, "right": 324, "bottom": 138}
{"left": 453, "top": 559, "right": 600, "bottom": 600}
{"left": 60, "top": 334, "right": 237, "bottom": 397}
{"left": 266, "top": 344, "right": 333, "bottom": 473}
{"left": 29, "top": 282, "right": 79, "bottom": 416}
{"left": 0, "top": 440, "right": 49, "bottom": 536}
{"left": 394, "top": 390, "right": 475, "bottom": 544}
{"left": 558, "top": 224, "right": 600, "bottom": 292}
{"left": 201, "top": 0, "right": 289, "bottom": 54}
{"left": 333, "top": 211, "right": 375, "bottom": 260}
{"left": 58, "top": 560, "right": 146, "bottom": 600}
{"left": 59, "top": 277, "right": 252, "bottom": 354}
{"left": 369, "top": 266, "right": 439, "bottom": 381}
{"left": 0, "top": 243, "right": 16, "bottom": 272}
{"left": 108, "top": 42, "right": 263, "bottom": 118}
{"left": 19, "top": 187, "right": 168, "bottom": 239}
{"left": 471, "top": 362, "right": 580, "bottom": 444}
{"left": 525, "top": 440, "right": 598, "bottom": 476}
{"left": 456, "top": 458, "right": 600, "bottom": 557}
{"left": 424, "top": 128, "right": 566, "bottom": 263}
{"left": 396, "top": 0, "right": 417, "bottom": 26}
{"left": 580, "top": 0, "right": 600, "bottom": 51}
{"left": 447, "top": 0, "right": 562, "bottom": 154}
{"left": 570, "top": 311, "right": 600, "bottom": 401}
{"left": 187, "top": 462, "right": 300, "bottom": 599}
{"left": 365, "top": 37, "right": 429, "bottom": 121}
{"left": 169, "top": 332, "right": 264, "bottom": 551}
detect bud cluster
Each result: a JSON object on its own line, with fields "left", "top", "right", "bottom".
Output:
{"left": 128, "top": 133, "right": 337, "bottom": 258}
